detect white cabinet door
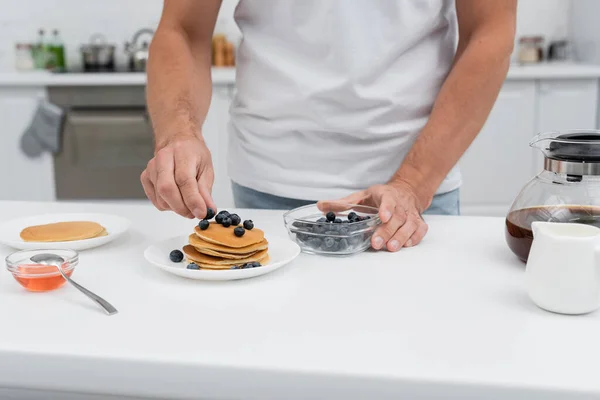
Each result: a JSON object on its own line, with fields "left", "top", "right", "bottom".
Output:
{"left": 0, "top": 88, "right": 55, "bottom": 202}
{"left": 537, "top": 79, "right": 598, "bottom": 132}
{"left": 203, "top": 86, "right": 235, "bottom": 208}
{"left": 459, "top": 81, "right": 536, "bottom": 217}
{"left": 534, "top": 79, "right": 600, "bottom": 171}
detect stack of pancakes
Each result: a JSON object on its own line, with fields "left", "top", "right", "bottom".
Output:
{"left": 20, "top": 221, "right": 107, "bottom": 242}
{"left": 183, "top": 222, "right": 269, "bottom": 270}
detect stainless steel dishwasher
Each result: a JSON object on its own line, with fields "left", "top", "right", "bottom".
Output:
{"left": 48, "top": 86, "right": 154, "bottom": 200}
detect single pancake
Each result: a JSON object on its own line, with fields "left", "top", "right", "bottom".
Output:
{"left": 194, "top": 222, "right": 264, "bottom": 248}
{"left": 193, "top": 247, "right": 259, "bottom": 259}
{"left": 193, "top": 255, "right": 271, "bottom": 270}
{"left": 183, "top": 245, "right": 269, "bottom": 266}
{"left": 20, "top": 221, "right": 106, "bottom": 242}
{"left": 188, "top": 233, "right": 268, "bottom": 254}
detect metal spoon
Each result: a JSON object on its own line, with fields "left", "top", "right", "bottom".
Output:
{"left": 30, "top": 253, "right": 118, "bottom": 316}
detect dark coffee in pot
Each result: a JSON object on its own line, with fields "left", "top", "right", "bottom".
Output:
{"left": 506, "top": 205, "right": 600, "bottom": 262}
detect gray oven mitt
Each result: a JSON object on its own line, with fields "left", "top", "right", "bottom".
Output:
{"left": 20, "top": 99, "right": 64, "bottom": 158}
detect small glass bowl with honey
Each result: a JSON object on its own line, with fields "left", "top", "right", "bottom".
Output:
{"left": 5, "top": 249, "right": 78, "bottom": 292}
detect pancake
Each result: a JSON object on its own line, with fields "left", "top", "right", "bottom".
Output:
{"left": 193, "top": 247, "right": 259, "bottom": 260}
{"left": 94, "top": 229, "right": 108, "bottom": 238}
{"left": 20, "top": 221, "right": 106, "bottom": 242}
{"left": 188, "top": 233, "right": 268, "bottom": 254}
{"left": 193, "top": 255, "right": 271, "bottom": 270}
{"left": 194, "top": 222, "right": 265, "bottom": 248}
{"left": 183, "top": 245, "right": 269, "bottom": 266}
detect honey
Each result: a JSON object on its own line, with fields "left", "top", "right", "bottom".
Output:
{"left": 12, "top": 264, "right": 73, "bottom": 292}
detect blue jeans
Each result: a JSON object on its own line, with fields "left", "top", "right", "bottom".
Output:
{"left": 231, "top": 182, "right": 460, "bottom": 216}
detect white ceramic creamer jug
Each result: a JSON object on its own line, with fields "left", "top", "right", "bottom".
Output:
{"left": 527, "top": 221, "right": 600, "bottom": 314}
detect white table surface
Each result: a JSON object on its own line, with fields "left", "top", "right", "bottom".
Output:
{"left": 0, "top": 200, "right": 599, "bottom": 400}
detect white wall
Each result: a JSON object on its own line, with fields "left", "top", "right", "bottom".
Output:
{"left": 0, "top": 0, "right": 240, "bottom": 72}
{"left": 0, "top": 0, "right": 573, "bottom": 72}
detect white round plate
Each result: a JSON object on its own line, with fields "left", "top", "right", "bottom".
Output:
{"left": 144, "top": 235, "right": 301, "bottom": 281}
{"left": 0, "top": 213, "right": 131, "bottom": 251}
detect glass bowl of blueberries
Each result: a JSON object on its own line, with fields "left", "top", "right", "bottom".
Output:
{"left": 283, "top": 203, "right": 381, "bottom": 256}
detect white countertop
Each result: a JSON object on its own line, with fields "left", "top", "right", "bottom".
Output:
{"left": 1, "top": 63, "right": 600, "bottom": 87}
{"left": 1, "top": 200, "right": 599, "bottom": 400}
{"left": 0, "top": 67, "right": 236, "bottom": 87}
{"left": 506, "top": 62, "right": 600, "bottom": 79}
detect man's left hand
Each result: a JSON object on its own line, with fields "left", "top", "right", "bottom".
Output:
{"left": 319, "top": 182, "right": 429, "bottom": 252}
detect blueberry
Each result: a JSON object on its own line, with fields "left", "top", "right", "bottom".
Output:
{"left": 205, "top": 208, "right": 216, "bottom": 220}
{"left": 215, "top": 214, "right": 225, "bottom": 224}
{"left": 187, "top": 263, "right": 200, "bottom": 270}
{"left": 325, "top": 230, "right": 339, "bottom": 236}
{"left": 364, "top": 216, "right": 371, "bottom": 220}
{"left": 230, "top": 265, "right": 239, "bottom": 270}
{"left": 338, "top": 238, "right": 349, "bottom": 251}
{"left": 234, "top": 226, "right": 245, "bottom": 237}
{"left": 312, "top": 224, "right": 326, "bottom": 234}
{"left": 308, "top": 237, "right": 322, "bottom": 249}
{"left": 350, "top": 235, "right": 362, "bottom": 247}
{"left": 347, "top": 212, "right": 358, "bottom": 221}
{"left": 217, "top": 210, "right": 231, "bottom": 218}
{"left": 326, "top": 211, "right": 336, "bottom": 222}
{"left": 230, "top": 214, "right": 241, "bottom": 226}
{"left": 243, "top": 220, "right": 254, "bottom": 230}
{"left": 334, "top": 218, "right": 342, "bottom": 224}
{"left": 169, "top": 249, "right": 184, "bottom": 263}
{"left": 251, "top": 261, "right": 261, "bottom": 268}
{"left": 317, "top": 217, "right": 327, "bottom": 223}
{"left": 323, "top": 237, "right": 336, "bottom": 249}
{"left": 297, "top": 233, "right": 310, "bottom": 243}
{"left": 339, "top": 226, "right": 350, "bottom": 236}
{"left": 198, "top": 219, "right": 210, "bottom": 230}
{"left": 221, "top": 217, "right": 232, "bottom": 227}
{"left": 342, "top": 220, "right": 350, "bottom": 224}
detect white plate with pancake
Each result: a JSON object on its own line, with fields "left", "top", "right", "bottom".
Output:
{"left": 0, "top": 213, "right": 131, "bottom": 251}
{"left": 144, "top": 235, "right": 301, "bottom": 281}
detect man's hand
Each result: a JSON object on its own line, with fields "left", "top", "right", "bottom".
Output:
{"left": 320, "top": 181, "right": 429, "bottom": 252}
{"left": 141, "top": 136, "right": 216, "bottom": 220}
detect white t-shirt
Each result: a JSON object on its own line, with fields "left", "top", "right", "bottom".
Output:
{"left": 227, "top": 0, "right": 461, "bottom": 200}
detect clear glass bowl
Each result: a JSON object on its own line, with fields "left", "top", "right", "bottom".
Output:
{"left": 5, "top": 249, "right": 78, "bottom": 292}
{"left": 283, "top": 203, "right": 381, "bottom": 256}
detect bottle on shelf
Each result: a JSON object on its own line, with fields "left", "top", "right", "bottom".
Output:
{"left": 32, "top": 29, "right": 46, "bottom": 69}
{"left": 49, "top": 29, "right": 66, "bottom": 71}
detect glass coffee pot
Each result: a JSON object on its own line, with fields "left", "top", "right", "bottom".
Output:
{"left": 506, "top": 130, "right": 600, "bottom": 262}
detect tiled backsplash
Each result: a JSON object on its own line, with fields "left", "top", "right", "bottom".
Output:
{"left": 0, "top": 0, "right": 572, "bottom": 72}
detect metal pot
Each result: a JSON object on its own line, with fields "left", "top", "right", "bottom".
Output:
{"left": 80, "top": 34, "right": 116, "bottom": 72}
{"left": 124, "top": 28, "right": 154, "bottom": 72}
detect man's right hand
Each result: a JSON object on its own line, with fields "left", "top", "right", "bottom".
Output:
{"left": 141, "top": 136, "right": 217, "bottom": 220}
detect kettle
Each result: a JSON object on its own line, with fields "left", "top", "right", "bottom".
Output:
{"left": 125, "top": 28, "right": 154, "bottom": 72}
{"left": 505, "top": 130, "right": 600, "bottom": 263}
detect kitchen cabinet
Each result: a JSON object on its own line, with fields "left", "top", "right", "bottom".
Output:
{"left": 460, "top": 78, "right": 600, "bottom": 217}
{"left": 537, "top": 79, "right": 598, "bottom": 132}
{"left": 459, "top": 81, "right": 537, "bottom": 217}
{"left": 203, "top": 86, "right": 235, "bottom": 208}
{"left": 0, "top": 87, "right": 55, "bottom": 202}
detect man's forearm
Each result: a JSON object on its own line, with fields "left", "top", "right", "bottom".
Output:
{"left": 391, "top": 28, "right": 514, "bottom": 210}
{"left": 146, "top": 26, "right": 213, "bottom": 151}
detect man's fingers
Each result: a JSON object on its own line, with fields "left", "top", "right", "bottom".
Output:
{"left": 175, "top": 155, "right": 207, "bottom": 219}
{"left": 155, "top": 152, "right": 193, "bottom": 218}
{"left": 371, "top": 208, "right": 405, "bottom": 250}
{"left": 405, "top": 219, "right": 428, "bottom": 247}
{"left": 378, "top": 192, "right": 396, "bottom": 223}
{"left": 198, "top": 171, "right": 217, "bottom": 213}
{"left": 140, "top": 170, "right": 164, "bottom": 211}
{"left": 387, "top": 216, "right": 419, "bottom": 251}
{"left": 317, "top": 190, "right": 367, "bottom": 213}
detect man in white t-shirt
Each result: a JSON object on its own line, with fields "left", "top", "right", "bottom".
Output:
{"left": 141, "top": 0, "right": 517, "bottom": 252}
